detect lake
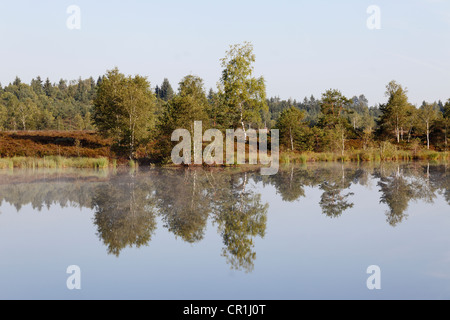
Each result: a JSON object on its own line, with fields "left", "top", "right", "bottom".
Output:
{"left": 0, "top": 162, "right": 449, "bottom": 300}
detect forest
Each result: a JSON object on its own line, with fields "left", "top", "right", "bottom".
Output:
{"left": 0, "top": 42, "right": 449, "bottom": 164}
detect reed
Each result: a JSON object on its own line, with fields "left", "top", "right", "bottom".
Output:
{"left": 0, "top": 157, "right": 109, "bottom": 169}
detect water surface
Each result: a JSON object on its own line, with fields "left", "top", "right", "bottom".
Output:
{"left": 0, "top": 163, "right": 449, "bottom": 299}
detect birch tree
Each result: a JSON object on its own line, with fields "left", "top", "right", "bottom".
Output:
{"left": 379, "top": 81, "right": 412, "bottom": 143}
{"left": 419, "top": 103, "right": 439, "bottom": 150}
{"left": 93, "top": 68, "right": 156, "bottom": 159}
{"left": 219, "top": 42, "right": 268, "bottom": 133}
{"left": 276, "top": 106, "right": 306, "bottom": 151}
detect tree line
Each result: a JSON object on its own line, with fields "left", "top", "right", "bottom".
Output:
{"left": 0, "top": 76, "right": 97, "bottom": 131}
{"left": 1, "top": 42, "right": 449, "bottom": 160}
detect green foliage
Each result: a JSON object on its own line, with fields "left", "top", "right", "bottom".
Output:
{"left": 93, "top": 68, "right": 156, "bottom": 159}
{"left": 0, "top": 75, "right": 97, "bottom": 131}
{"left": 318, "top": 89, "right": 351, "bottom": 129}
{"left": 218, "top": 42, "right": 268, "bottom": 130}
{"left": 444, "top": 100, "right": 450, "bottom": 119}
{"left": 156, "top": 78, "right": 175, "bottom": 102}
{"left": 154, "top": 75, "right": 210, "bottom": 162}
{"left": 1, "top": 44, "right": 450, "bottom": 161}
{"left": 378, "top": 81, "right": 414, "bottom": 143}
{"left": 0, "top": 104, "right": 7, "bottom": 130}
{"left": 207, "top": 89, "right": 228, "bottom": 129}
{"left": 276, "top": 106, "right": 307, "bottom": 151}
{"left": 0, "top": 156, "right": 108, "bottom": 169}
{"left": 379, "top": 141, "right": 398, "bottom": 161}
{"left": 419, "top": 102, "right": 440, "bottom": 149}
{"left": 93, "top": 180, "right": 156, "bottom": 256}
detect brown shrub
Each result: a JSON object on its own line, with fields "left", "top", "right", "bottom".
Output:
{"left": 0, "top": 131, "right": 113, "bottom": 158}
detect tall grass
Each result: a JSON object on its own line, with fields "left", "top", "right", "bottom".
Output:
{"left": 418, "top": 150, "right": 449, "bottom": 161}
{"left": 278, "top": 149, "right": 449, "bottom": 164}
{"left": 0, "top": 156, "right": 109, "bottom": 169}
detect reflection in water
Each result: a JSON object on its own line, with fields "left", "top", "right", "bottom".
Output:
{"left": 154, "top": 170, "right": 211, "bottom": 244}
{"left": 211, "top": 171, "right": 268, "bottom": 273}
{"left": 92, "top": 175, "right": 157, "bottom": 256}
{"left": 375, "top": 164, "right": 440, "bottom": 227}
{"left": 318, "top": 166, "right": 355, "bottom": 219}
{"left": 0, "top": 163, "right": 449, "bottom": 271}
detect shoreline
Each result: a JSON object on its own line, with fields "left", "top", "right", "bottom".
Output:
{"left": 0, "top": 150, "right": 448, "bottom": 170}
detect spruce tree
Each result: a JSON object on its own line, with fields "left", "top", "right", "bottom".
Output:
{"left": 31, "top": 76, "right": 44, "bottom": 95}
{"left": 43, "top": 78, "right": 53, "bottom": 97}
{"left": 159, "top": 78, "right": 174, "bottom": 101}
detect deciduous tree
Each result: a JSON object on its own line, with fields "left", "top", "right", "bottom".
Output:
{"left": 379, "top": 81, "right": 412, "bottom": 143}
{"left": 93, "top": 68, "right": 156, "bottom": 159}
{"left": 218, "top": 42, "right": 268, "bottom": 133}
{"left": 276, "top": 106, "right": 307, "bottom": 151}
{"left": 419, "top": 102, "right": 439, "bottom": 149}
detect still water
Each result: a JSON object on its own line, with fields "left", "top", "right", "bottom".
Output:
{"left": 0, "top": 163, "right": 449, "bottom": 300}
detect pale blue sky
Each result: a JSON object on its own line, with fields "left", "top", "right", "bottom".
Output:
{"left": 0, "top": 0, "right": 449, "bottom": 106}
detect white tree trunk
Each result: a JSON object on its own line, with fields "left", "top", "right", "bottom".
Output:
{"left": 289, "top": 127, "right": 294, "bottom": 151}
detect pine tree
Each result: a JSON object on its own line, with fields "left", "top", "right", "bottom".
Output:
{"left": 31, "top": 76, "right": 44, "bottom": 95}
{"left": 43, "top": 78, "right": 53, "bottom": 97}
{"left": 96, "top": 76, "right": 103, "bottom": 87}
{"left": 318, "top": 89, "right": 350, "bottom": 129}
{"left": 13, "top": 76, "right": 21, "bottom": 86}
{"left": 444, "top": 99, "right": 450, "bottom": 119}
{"left": 158, "top": 78, "right": 174, "bottom": 101}
{"left": 317, "top": 90, "right": 352, "bottom": 155}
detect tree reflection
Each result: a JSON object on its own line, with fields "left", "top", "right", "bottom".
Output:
{"left": 269, "top": 166, "right": 306, "bottom": 202}
{"left": 154, "top": 169, "right": 211, "bottom": 243}
{"left": 318, "top": 166, "right": 355, "bottom": 218}
{"left": 0, "top": 163, "right": 449, "bottom": 271}
{"left": 376, "top": 163, "right": 439, "bottom": 227}
{"left": 428, "top": 164, "right": 450, "bottom": 206}
{"left": 92, "top": 173, "right": 157, "bottom": 257}
{"left": 319, "top": 181, "right": 354, "bottom": 218}
{"left": 211, "top": 171, "right": 268, "bottom": 273}
{"left": 378, "top": 173, "right": 413, "bottom": 227}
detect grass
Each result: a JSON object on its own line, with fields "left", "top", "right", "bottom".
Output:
{"left": 279, "top": 149, "right": 450, "bottom": 164}
{"left": 0, "top": 156, "right": 109, "bottom": 169}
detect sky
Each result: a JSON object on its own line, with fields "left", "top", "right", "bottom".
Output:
{"left": 0, "top": 0, "right": 449, "bottom": 106}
